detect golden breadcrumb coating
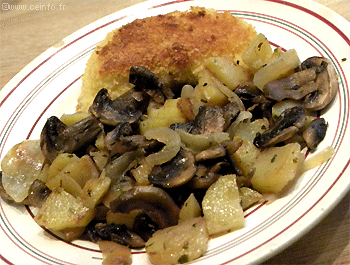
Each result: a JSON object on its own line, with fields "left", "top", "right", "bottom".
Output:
{"left": 77, "top": 7, "right": 256, "bottom": 110}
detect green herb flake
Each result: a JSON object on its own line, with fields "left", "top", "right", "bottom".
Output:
{"left": 178, "top": 254, "right": 189, "bottom": 264}
{"left": 293, "top": 157, "right": 298, "bottom": 163}
{"left": 271, "top": 154, "right": 277, "bottom": 163}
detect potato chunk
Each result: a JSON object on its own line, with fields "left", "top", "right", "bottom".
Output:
{"left": 230, "top": 138, "right": 261, "bottom": 177}
{"left": 140, "top": 99, "right": 187, "bottom": 133}
{"left": 82, "top": 176, "right": 111, "bottom": 208}
{"left": 34, "top": 188, "right": 95, "bottom": 230}
{"left": 52, "top": 155, "right": 100, "bottom": 188}
{"left": 204, "top": 57, "right": 251, "bottom": 90}
{"left": 145, "top": 217, "right": 209, "bottom": 265}
{"left": 239, "top": 187, "right": 263, "bottom": 210}
{"left": 251, "top": 142, "right": 302, "bottom": 193}
{"left": 253, "top": 49, "right": 300, "bottom": 89}
{"left": 202, "top": 174, "right": 245, "bottom": 235}
{"left": 47, "top": 153, "right": 79, "bottom": 180}
{"left": 179, "top": 193, "right": 202, "bottom": 222}
{"left": 242, "top": 33, "right": 273, "bottom": 72}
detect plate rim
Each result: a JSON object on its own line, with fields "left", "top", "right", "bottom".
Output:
{"left": 0, "top": 0, "right": 349, "bottom": 264}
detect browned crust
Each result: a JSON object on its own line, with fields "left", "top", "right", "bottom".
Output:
{"left": 96, "top": 7, "right": 256, "bottom": 83}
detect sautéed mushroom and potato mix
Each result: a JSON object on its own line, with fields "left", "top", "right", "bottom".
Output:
{"left": 0, "top": 19, "right": 337, "bottom": 265}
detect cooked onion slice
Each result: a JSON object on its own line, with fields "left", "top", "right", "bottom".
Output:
{"left": 1, "top": 140, "right": 45, "bottom": 202}
{"left": 302, "top": 146, "right": 334, "bottom": 172}
{"left": 144, "top": 127, "right": 181, "bottom": 166}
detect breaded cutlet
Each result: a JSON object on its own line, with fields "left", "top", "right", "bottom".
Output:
{"left": 77, "top": 7, "right": 256, "bottom": 110}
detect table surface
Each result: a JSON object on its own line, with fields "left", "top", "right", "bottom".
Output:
{"left": 0, "top": 0, "right": 349, "bottom": 264}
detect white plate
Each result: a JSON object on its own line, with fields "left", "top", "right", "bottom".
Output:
{"left": 0, "top": 0, "right": 349, "bottom": 264}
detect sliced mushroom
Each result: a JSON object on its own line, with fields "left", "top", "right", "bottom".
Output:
{"left": 40, "top": 116, "right": 102, "bottom": 162}
{"left": 235, "top": 81, "right": 273, "bottom": 122}
{"left": 195, "top": 145, "right": 226, "bottom": 162}
{"left": 129, "top": 66, "right": 174, "bottom": 103}
{"left": 27, "top": 179, "right": 51, "bottom": 208}
{"left": 188, "top": 161, "right": 229, "bottom": 189}
{"left": 132, "top": 212, "right": 159, "bottom": 242}
{"left": 263, "top": 68, "right": 318, "bottom": 101}
{"left": 263, "top": 56, "right": 338, "bottom": 111}
{"left": 303, "top": 117, "right": 328, "bottom": 150}
{"left": 222, "top": 102, "right": 241, "bottom": 131}
{"left": 148, "top": 149, "right": 196, "bottom": 188}
{"left": 104, "top": 122, "right": 135, "bottom": 156}
{"left": 89, "top": 88, "right": 145, "bottom": 126}
{"left": 300, "top": 57, "right": 338, "bottom": 111}
{"left": 191, "top": 105, "right": 225, "bottom": 134}
{"left": 86, "top": 222, "right": 145, "bottom": 249}
{"left": 110, "top": 186, "right": 180, "bottom": 229}
{"left": 253, "top": 106, "right": 306, "bottom": 148}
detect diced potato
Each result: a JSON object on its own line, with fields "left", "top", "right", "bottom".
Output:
{"left": 47, "top": 153, "right": 79, "bottom": 180}
{"left": 46, "top": 173, "right": 83, "bottom": 198}
{"left": 230, "top": 138, "right": 261, "bottom": 176}
{"left": 239, "top": 187, "right": 263, "bottom": 210}
{"left": 179, "top": 193, "right": 202, "bottom": 222}
{"left": 253, "top": 49, "right": 300, "bottom": 90}
{"left": 242, "top": 33, "right": 273, "bottom": 72}
{"left": 34, "top": 188, "right": 95, "bottom": 230}
{"left": 202, "top": 174, "right": 245, "bottom": 235}
{"left": 193, "top": 68, "right": 229, "bottom": 106}
{"left": 230, "top": 118, "right": 269, "bottom": 143}
{"left": 55, "top": 155, "right": 100, "bottom": 188}
{"left": 265, "top": 46, "right": 284, "bottom": 65}
{"left": 251, "top": 142, "right": 302, "bottom": 194}
{"left": 204, "top": 57, "right": 251, "bottom": 90}
{"left": 60, "top": 111, "right": 90, "bottom": 126}
{"left": 98, "top": 240, "right": 132, "bottom": 265}
{"left": 145, "top": 217, "right": 209, "bottom": 265}
{"left": 37, "top": 163, "right": 50, "bottom": 183}
{"left": 82, "top": 176, "right": 111, "bottom": 208}
{"left": 140, "top": 98, "right": 187, "bottom": 134}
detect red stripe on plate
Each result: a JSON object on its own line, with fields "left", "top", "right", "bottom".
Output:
{"left": 222, "top": 159, "right": 350, "bottom": 264}
{"left": 265, "top": 0, "right": 350, "bottom": 46}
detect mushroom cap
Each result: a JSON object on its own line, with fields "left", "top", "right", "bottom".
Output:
{"left": 253, "top": 106, "right": 306, "bottom": 148}
{"left": 303, "top": 117, "right": 328, "bottom": 150}
{"left": 40, "top": 116, "right": 101, "bottom": 162}
{"left": 301, "top": 57, "right": 338, "bottom": 111}
{"left": 89, "top": 88, "right": 144, "bottom": 126}
{"left": 262, "top": 56, "right": 338, "bottom": 111}
{"left": 110, "top": 186, "right": 180, "bottom": 229}
{"left": 148, "top": 149, "right": 196, "bottom": 188}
